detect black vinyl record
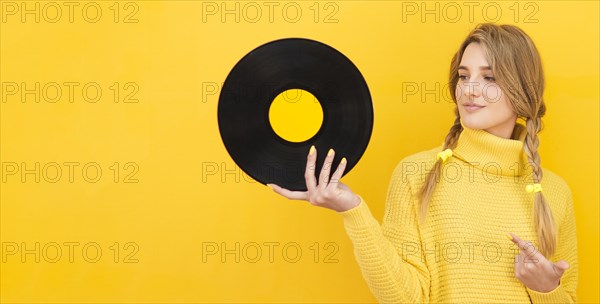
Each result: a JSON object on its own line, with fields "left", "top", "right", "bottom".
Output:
{"left": 218, "top": 38, "right": 373, "bottom": 191}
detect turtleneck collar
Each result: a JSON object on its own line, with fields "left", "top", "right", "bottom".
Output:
{"left": 451, "top": 119, "right": 531, "bottom": 177}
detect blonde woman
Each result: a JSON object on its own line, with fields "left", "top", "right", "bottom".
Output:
{"left": 267, "top": 23, "right": 578, "bottom": 303}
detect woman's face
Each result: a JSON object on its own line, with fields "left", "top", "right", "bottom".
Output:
{"left": 456, "top": 42, "right": 518, "bottom": 139}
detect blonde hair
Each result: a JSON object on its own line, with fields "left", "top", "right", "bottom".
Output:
{"left": 417, "top": 23, "right": 556, "bottom": 258}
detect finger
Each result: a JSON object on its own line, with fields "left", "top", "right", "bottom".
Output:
{"left": 305, "top": 145, "right": 317, "bottom": 191}
{"left": 318, "top": 148, "right": 335, "bottom": 188}
{"left": 328, "top": 156, "right": 347, "bottom": 188}
{"left": 553, "top": 260, "right": 570, "bottom": 277}
{"left": 514, "top": 250, "right": 527, "bottom": 268}
{"left": 508, "top": 232, "right": 540, "bottom": 260}
{"left": 513, "top": 251, "right": 522, "bottom": 274}
{"left": 515, "top": 251, "right": 535, "bottom": 273}
{"left": 267, "top": 183, "right": 308, "bottom": 201}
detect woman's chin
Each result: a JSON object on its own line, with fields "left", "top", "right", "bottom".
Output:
{"left": 460, "top": 116, "right": 488, "bottom": 130}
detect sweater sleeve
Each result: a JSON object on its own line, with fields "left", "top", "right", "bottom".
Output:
{"left": 526, "top": 189, "right": 579, "bottom": 303}
{"left": 336, "top": 161, "right": 431, "bottom": 303}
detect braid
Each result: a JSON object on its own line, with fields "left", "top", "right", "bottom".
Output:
{"left": 417, "top": 109, "right": 463, "bottom": 225}
{"left": 443, "top": 109, "right": 464, "bottom": 149}
{"left": 524, "top": 117, "right": 557, "bottom": 258}
{"left": 524, "top": 117, "right": 543, "bottom": 182}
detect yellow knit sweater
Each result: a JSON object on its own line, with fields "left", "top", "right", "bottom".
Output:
{"left": 338, "top": 121, "right": 578, "bottom": 303}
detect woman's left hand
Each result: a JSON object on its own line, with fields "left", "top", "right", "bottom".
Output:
{"left": 508, "top": 232, "right": 570, "bottom": 293}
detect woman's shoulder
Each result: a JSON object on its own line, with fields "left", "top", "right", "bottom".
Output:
{"left": 389, "top": 145, "right": 444, "bottom": 185}
{"left": 540, "top": 167, "right": 572, "bottom": 195}
{"left": 539, "top": 167, "right": 575, "bottom": 221}
{"left": 398, "top": 145, "right": 442, "bottom": 165}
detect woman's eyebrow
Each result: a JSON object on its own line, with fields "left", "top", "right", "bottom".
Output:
{"left": 458, "top": 65, "right": 492, "bottom": 71}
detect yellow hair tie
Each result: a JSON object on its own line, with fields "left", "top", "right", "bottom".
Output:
{"left": 436, "top": 148, "right": 453, "bottom": 163}
{"left": 526, "top": 183, "right": 543, "bottom": 193}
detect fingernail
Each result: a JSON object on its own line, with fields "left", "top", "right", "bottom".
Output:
{"left": 309, "top": 145, "right": 315, "bottom": 156}
{"left": 327, "top": 148, "right": 334, "bottom": 157}
{"left": 506, "top": 233, "right": 513, "bottom": 241}
{"left": 341, "top": 157, "right": 347, "bottom": 164}
{"left": 266, "top": 184, "right": 274, "bottom": 190}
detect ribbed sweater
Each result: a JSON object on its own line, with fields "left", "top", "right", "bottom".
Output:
{"left": 338, "top": 120, "right": 578, "bottom": 303}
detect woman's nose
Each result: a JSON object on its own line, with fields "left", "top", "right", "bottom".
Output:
{"left": 464, "top": 80, "right": 482, "bottom": 98}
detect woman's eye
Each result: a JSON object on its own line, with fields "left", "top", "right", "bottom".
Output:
{"left": 458, "top": 75, "right": 468, "bottom": 81}
{"left": 484, "top": 76, "right": 496, "bottom": 82}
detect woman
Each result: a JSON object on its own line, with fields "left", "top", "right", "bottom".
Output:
{"left": 267, "top": 23, "right": 578, "bottom": 303}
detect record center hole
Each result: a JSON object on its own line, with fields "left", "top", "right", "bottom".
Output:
{"left": 268, "top": 89, "right": 323, "bottom": 143}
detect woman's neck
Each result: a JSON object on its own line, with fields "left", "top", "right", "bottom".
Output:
{"left": 483, "top": 117, "right": 518, "bottom": 139}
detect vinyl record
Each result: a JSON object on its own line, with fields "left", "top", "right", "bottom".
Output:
{"left": 218, "top": 38, "right": 373, "bottom": 191}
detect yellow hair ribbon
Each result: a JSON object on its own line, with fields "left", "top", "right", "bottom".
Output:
{"left": 436, "top": 148, "right": 453, "bottom": 163}
{"left": 526, "top": 183, "right": 543, "bottom": 193}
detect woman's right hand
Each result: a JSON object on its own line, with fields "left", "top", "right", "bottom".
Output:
{"left": 266, "top": 145, "right": 361, "bottom": 212}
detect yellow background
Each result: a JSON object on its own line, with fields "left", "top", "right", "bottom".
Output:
{"left": 1, "top": 1, "right": 598, "bottom": 303}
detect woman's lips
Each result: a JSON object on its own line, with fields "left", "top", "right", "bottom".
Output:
{"left": 463, "top": 104, "right": 485, "bottom": 113}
